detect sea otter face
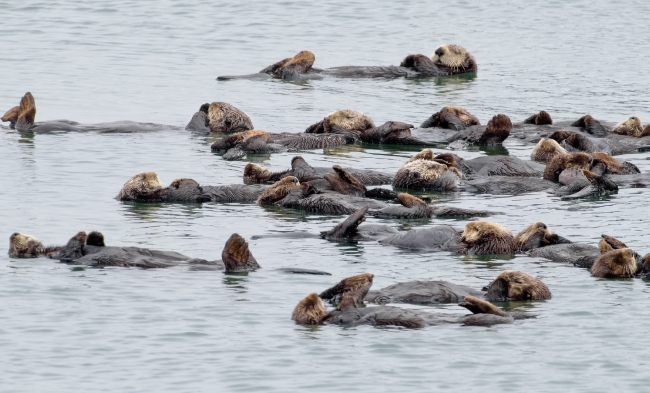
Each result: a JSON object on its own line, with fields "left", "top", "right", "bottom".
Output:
{"left": 460, "top": 222, "right": 516, "bottom": 255}
{"left": 8, "top": 232, "right": 43, "bottom": 258}
{"left": 115, "top": 172, "right": 164, "bottom": 201}
{"left": 292, "top": 293, "right": 329, "bottom": 325}
{"left": 207, "top": 102, "right": 254, "bottom": 134}
{"left": 611, "top": 117, "right": 643, "bottom": 137}
{"left": 256, "top": 176, "right": 300, "bottom": 205}
{"left": 484, "top": 270, "right": 552, "bottom": 301}
{"left": 531, "top": 138, "right": 567, "bottom": 162}
{"left": 591, "top": 248, "right": 636, "bottom": 278}
{"left": 431, "top": 44, "right": 477, "bottom": 73}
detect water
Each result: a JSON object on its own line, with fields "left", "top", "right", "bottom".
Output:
{"left": 1, "top": 1, "right": 650, "bottom": 391}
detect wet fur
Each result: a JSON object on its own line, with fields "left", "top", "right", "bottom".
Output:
{"left": 9, "top": 233, "right": 61, "bottom": 258}
{"left": 460, "top": 222, "right": 516, "bottom": 255}
{"left": 485, "top": 270, "right": 552, "bottom": 300}
{"left": 543, "top": 153, "right": 592, "bottom": 181}
{"left": 430, "top": 44, "right": 477, "bottom": 73}
{"left": 256, "top": 176, "right": 300, "bottom": 205}
{"left": 531, "top": 138, "right": 567, "bottom": 162}
{"left": 292, "top": 293, "right": 328, "bottom": 325}
{"left": 611, "top": 117, "right": 642, "bottom": 137}
{"left": 207, "top": 102, "right": 254, "bottom": 133}
{"left": 591, "top": 248, "right": 636, "bottom": 278}
{"left": 115, "top": 172, "right": 164, "bottom": 201}
{"left": 221, "top": 233, "right": 260, "bottom": 272}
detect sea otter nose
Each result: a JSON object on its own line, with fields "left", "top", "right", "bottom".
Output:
{"left": 434, "top": 48, "right": 444, "bottom": 57}
{"left": 11, "top": 232, "right": 19, "bottom": 237}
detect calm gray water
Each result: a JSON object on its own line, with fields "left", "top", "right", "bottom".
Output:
{"left": 2, "top": 1, "right": 650, "bottom": 392}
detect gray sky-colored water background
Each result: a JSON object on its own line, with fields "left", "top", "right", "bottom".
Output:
{"left": 1, "top": 1, "right": 650, "bottom": 392}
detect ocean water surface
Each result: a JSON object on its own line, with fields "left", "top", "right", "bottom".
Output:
{"left": 1, "top": 1, "right": 650, "bottom": 392}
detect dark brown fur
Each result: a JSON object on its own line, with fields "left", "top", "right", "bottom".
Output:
{"left": 323, "top": 166, "right": 366, "bottom": 197}
{"left": 591, "top": 248, "right": 636, "bottom": 278}
{"left": 15, "top": 92, "right": 36, "bottom": 130}
{"left": 319, "top": 273, "right": 374, "bottom": 306}
{"left": 292, "top": 293, "right": 328, "bottom": 325}
{"left": 459, "top": 222, "right": 516, "bottom": 255}
{"left": 543, "top": 153, "right": 592, "bottom": 181}
{"left": 221, "top": 233, "right": 260, "bottom": 272}
{"left": 485, "top": 271, "right": 552, "bottom": 300}
{"left": 523, "top": 111, "right": 553, "bottom": 125}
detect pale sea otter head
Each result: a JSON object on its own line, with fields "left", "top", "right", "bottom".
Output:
{"left": 115, "top": 172, "right": 164, "bottom": 201}
{"left": 256, "top": 176, "right": 301, "bottom": 205}
{"left": 484, "top": 270, "right": 552, "bottom": 301}
{"left": 292, "top": 293, "right": 329, "bottom": 325}
{"left": 459, "top": 221, "right": 516, "bottom": 255}
{"left": 611, "top": 116, "right": 643, "bottom": 137}
{"left": 9, "top": 232, "right": 43, "bottom": 258}
{"left": 206, "top": 102, "right": 254, "bottom": 134}
{"left": 431, "top": 44, "right": 477, "bottom": 74}
{"left": 530, "top": 138, "right": 567, "bottom": 162}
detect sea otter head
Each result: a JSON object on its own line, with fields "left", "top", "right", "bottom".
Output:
{"left": 459, "top": 221, "right": 516, "bottom": 255}
{"left": 243, "top": 163, "right": 273, "bottom": 183}
{"left": 221, "top": 233, "right": 260, "bottom": 273}
{"left": 260, "top": 50, "right": 316, "bottom": 79}
{"left": 206, "top": 102, "right": 254, "bottom": 134}
{"left": 478, "top": 114, "right": 512, "bottom": 145}
{"left": 1, "top": 105, "right": 20, "bottom": 128}
{"left": 392, "top": 158, "right": 461, "bottom": 191}
{"left": 8, "top": 232, "right": 43, "bottom": 258}
{"left": 292, "top": 293, "right": 329, "bottom": 325}
{"left": 515, "top": 222, "right": 558, "bottom": 251}
{"left": 484, "top": 270, "right": 552, "bottom": 301}
{"left": 256, "top": 176, "right": 300, "bottom": 205}
{"left": 530, "top": 138, "right": 567, "bottom": 162}
{"left": 86, "top": 231, "right": 105, "bottom": 247}
{"left": 523, "top": 111, "right": 553, "bottom": 126}
{"left": 611, "top": 117, "right": 643, "bottom": 137}
{"left": 431, "top": 44, "right": 477, "bottom": 74}
{"left": 459, "top": 296, "right": 508, "bottom": 316}
{"left": 14, "top": 92, "right": 36, "bottom": 131}
{"left": 420, "top": 106, "right": 480, "bottom": 130}
{"left": 543, "top": 152, "right": 592, "bottom": 181}
{"left": 324, "top": 109, "right": 375, "bottom": 132}
{"left": 115, "top": 172, "right": 164, "bottom": 201}
{"left": 166, "top": 178, "right": 211, "bottom": 203}
{"left": 591, "top": 248, "right": 636, "bottom": 278}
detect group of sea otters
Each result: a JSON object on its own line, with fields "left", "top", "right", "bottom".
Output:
{"left": 5, "top": 45, "right": 650, "bottom": 329}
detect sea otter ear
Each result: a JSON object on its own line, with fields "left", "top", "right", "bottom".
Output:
{"left": 222, "top": 233, "right": 260, "bottom": 273}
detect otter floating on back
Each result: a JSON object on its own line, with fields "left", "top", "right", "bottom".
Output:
{"left": 216, "top": 44, "right": 477, "bottom": 81}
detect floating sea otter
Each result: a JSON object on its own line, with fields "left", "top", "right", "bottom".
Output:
{"left": 8, "top": 231, "right": 329, "bottom": 274}
{"left": 291, "top": 272, "right": 540, "bottom": 328}
{"left": 1, "top": 92, "right": 176, "bottom": 132}
{"left": 216, "top": 45, "right": 477, "bottom": 81}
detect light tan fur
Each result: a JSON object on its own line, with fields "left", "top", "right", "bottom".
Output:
{"left": 397, "top": 193, "right": 427, "bottom": 208}
{"left": 400, "top": 160, "right": 455, "bottom": 181}
{"left": 543, "top": 152, "right": 592, "bottom": 181}
{"left": 494, "top": 270, "right": 552, "bottom": 300}
{"left": 207, "top": 102, "right": 253, "bottom": 133}
{"left": 407, "top": 149, "right": 435, "bottom": 163}
{"left": 461, "top": 222, "right": 512, "bottom": 244}
{"left": 441, "top": 106, "right": 480, "bottom": 126}
{"left": 515, "top": 222, "right": 551, "bottom": 250}
{"left": 325, "top": 109, "right": 375, "bottom": 131}
{"left": 430, "top": 44, "right": 476, "bottom": 72}
{"left": 611, "top": 117, "right": 642, "bottom": 137}
{"left": 256, "top": 176, "right": 300, "bottom": 205}
{"left": 292, "top": 293, "right": 329, "bottom": 325}
{"left": 243, "top": 163, "right": 272, "bottom": 183}
{"left": 531, "top": 138, "right": 567, "bottom": 162}
{"left": 115, "top": 172, "right": 163, "bottom": 200}
{"left": 242, "top": 129, "right": 270, "bottom": 143}
{"left": 641, "top": 124, "right": 650, "bottom": 138}
{"left": 591, "top": 248, "right": 636, "bottom": 278}
{"left": 9, "top": 233, "right": 42, "bottom": 258}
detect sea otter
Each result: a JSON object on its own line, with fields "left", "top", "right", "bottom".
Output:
{"left": 185, "top": 102, "right": 254, "bottom": 134}
{"left": 1, "top": 92, "right": 177, "bottom": 133}
{"left": 363, "top": 270, "right": 551, "bottom": 306}
{"left": 116, "top": 172, "right": 266, "bottom": 203}
{"left": 217, "top": 44, "right": 477, "bottom": 81}
{"left": 419, "top": 106, "right": 480, "bottom": 130}
{"left": 9, "top": 231, "right": 329, "bottom": 274}
{"left": 531, "top": 138, "right": 568, "bottom": 162}
{"left": 590, "top": 248, "right": 637, "bottom": 278}
{"left": 411, "top": 113, "right": 513, "bottom": 147}
{"left": 293, "top": 273, "right": 537, "bottom": 328}
{"left": 369, "top": 192, "right": 495, "bottom": 219}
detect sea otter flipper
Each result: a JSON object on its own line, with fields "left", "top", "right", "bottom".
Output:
{"left": 318, "top": 273, "right": 374, "bottom": 306}
{"left": 221, "top": 233, "right": 260, "bottom": 273}
{"left": 15, "top": 92, "right": 36, "bottom": 131}
{"left": 324, "top": 166, "right": 366, "bottom": 197}
{"left": 1, "top": 105, "right": 20, "bottom": 128}
{"left": 320, "top": 206, "right": 369, "bottom": 239}
{"left": 217, "top": 73, "right": 273, "bottom": 81}
{"left": 185, "top": 111, "right": 210, "bottom": 133}
{"left": 429, "top": 206, "right": 495, "bottom": 218}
